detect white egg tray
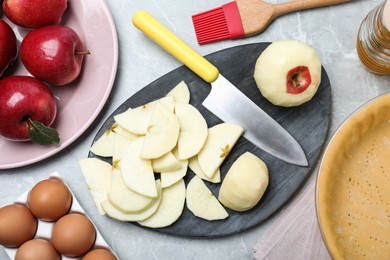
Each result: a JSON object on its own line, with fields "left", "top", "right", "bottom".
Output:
{"left": 4, "top": 172, "right": 116, "bottom": 260}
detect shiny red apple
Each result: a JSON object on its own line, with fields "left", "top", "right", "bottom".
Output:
{"left": 0, "top": 19, "right": 17, "bottom": 76}
{"left": 3, "top": 0, "right": 67, "bottom": 29}
{"left": 20, "top": 25, "right": 90, "bottom": 86}
{"left": 0, "top": 76, "right": 59, "bottom": 145}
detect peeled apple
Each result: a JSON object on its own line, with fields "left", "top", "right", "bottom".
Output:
{"left": 218, "top": 152, "right": 269, "bottom": 212}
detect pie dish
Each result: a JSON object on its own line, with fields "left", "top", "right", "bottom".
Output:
{"left": 316, "top": 93, "right": 390, "bottom": 259}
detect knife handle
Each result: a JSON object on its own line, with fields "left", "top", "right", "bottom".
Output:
{"left": 133, "top": 10, "right": 219, "bottom": 83}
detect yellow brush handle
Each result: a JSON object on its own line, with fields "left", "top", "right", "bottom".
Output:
{"left": 133, "top": 10, "right": 219, "bottom": 83}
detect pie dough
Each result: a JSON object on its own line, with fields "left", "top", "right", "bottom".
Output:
{"left": 316, "top": 93, "right": 390, "bottom": 259}
{"left": 254, "top": 40, "right": 322, "bottom": 107}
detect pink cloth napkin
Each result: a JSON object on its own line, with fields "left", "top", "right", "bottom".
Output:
{"left": 253, "top": 178, "right": 331, "bottom": 260}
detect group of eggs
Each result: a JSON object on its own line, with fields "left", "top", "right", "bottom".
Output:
{"left": 0, "top": 177, "right": 117, "bottom": 259}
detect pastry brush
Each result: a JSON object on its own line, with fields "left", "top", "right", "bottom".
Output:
{"left": 192, "top": 0, "right": 352, "bottom": 44}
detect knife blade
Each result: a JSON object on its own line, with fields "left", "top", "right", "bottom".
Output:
{"left": 132, "top": 10, "right": 308, "bottom": 167}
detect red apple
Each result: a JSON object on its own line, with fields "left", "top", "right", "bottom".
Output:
{"left": 0, "top": 19, "right": 17, "bottom": 76}
{"left": 20, "top": 25, "right": 90, "bottom": 86}
{"left": 0, "top": 76, "right": 59, "bottom": 145}
{"left": 3, "top": 0, "right": 67, "bottom": 29}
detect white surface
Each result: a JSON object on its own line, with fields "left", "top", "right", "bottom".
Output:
{"left": 1, "top": 0, "right": 389, "bottom": 259}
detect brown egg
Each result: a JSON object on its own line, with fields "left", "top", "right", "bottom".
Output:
{"left": 28, "top": 178, "right": 72, "bottom": 221}
{"left": 51, "top": 213, "right": 96, "bottom": 257}
{"left": 0, "top": 204, "right": 37, "bottom": 247}
{"left": 82, "top": 248, "right": 118, "bottom": 260}
{"left": 15, "top": 238, "right": 60, "bottom": 260}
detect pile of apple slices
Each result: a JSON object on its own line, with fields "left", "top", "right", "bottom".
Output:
{"left": 79, "top": 81, "right": 251, "bottom": 227}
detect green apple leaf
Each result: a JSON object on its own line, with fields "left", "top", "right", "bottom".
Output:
{"left": 27, "top": 119, "right": 60, "bottom": 145}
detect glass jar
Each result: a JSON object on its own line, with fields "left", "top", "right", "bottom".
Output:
{"left": 356, "top": 0, "right": 390, "bottom": 74}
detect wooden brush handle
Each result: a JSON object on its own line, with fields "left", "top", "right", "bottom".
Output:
{"left": 274, "top": 0, "right": 352, "bottom": 16}
{"left": 236, "top": 0, "right": 352, "bottom": 36}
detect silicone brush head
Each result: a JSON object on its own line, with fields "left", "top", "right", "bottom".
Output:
{"left": 192, "top": 1, "right": 244, "bottom": 45}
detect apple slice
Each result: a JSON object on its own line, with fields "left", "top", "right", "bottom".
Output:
{"left": 101, "top": 180, "right": 162, "bottom": 222}
{"left": 188, "top": 156, "right": 221, "bottom": 183}
{"left": 108, "top": 169, "right": 155, "bottom": 213}
{"left": 90, "top": 123, "right": 138, "bottom": 158}
{"left": 160, "top": 157, "right": 188, "bottom": 188}
{"left": 152, "top": 151, "right": 181, "bottom": 173}
{"left": 138, "top": 179, "right": 186, "bottom": 228}
{"left": 155, "top": 96, "right": 175, "bottom": 111}
{"left": 112, "top": 133, "right": 133, "bottom": 163}
{"left": 186, "top": 176, "right": 228, "bottom": 221}
{"left": 166, "top": 81, "right": 190, "bottom": 103}
{"left": 114, "top": 96, "right": 174, "bottom": 135}
{"left": 174, "top": 102, "right": 208, "bottom": 160}
{"left": 114, "top": 107, "right": 147, "bottom": 136}
{"left": 121, "top": 137, "right": 157, "bottom": 198}
{"left": 140, "top": 102, "right": 180, "bottom": 159}
{"left": 111, "top": 123, "right": 139, "bottom": 140}
{"left": 79, "top": 158, "right": 113, "bottom": 215}
{"left": 90, "top": 129, "right": 115, "bottom": 157}
{"left": 198, "top": 123, "right": 244, "bottom": 178}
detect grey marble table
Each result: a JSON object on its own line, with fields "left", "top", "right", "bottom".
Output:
{"left": 1, "top": 0, "right": 389, "bottom": 259}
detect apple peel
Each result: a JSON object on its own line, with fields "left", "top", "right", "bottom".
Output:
{"left": 0, "top": 76, "right": 59, "bottom": 145}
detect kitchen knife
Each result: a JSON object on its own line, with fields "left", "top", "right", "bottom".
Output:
{"left": 132, "top": 10, "right": 308, "bottom": 167}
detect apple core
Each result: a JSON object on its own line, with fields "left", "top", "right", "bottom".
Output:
{"left": 286, "top": 66, "right": 312, "bottom": 94}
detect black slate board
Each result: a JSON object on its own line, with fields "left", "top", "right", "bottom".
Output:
{"left": 89, "top": 42, "right": 332, "bottom": 238}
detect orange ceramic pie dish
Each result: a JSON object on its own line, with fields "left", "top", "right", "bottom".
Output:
{"left": 316, "top": 93, "right": 390, "bottom": 259}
